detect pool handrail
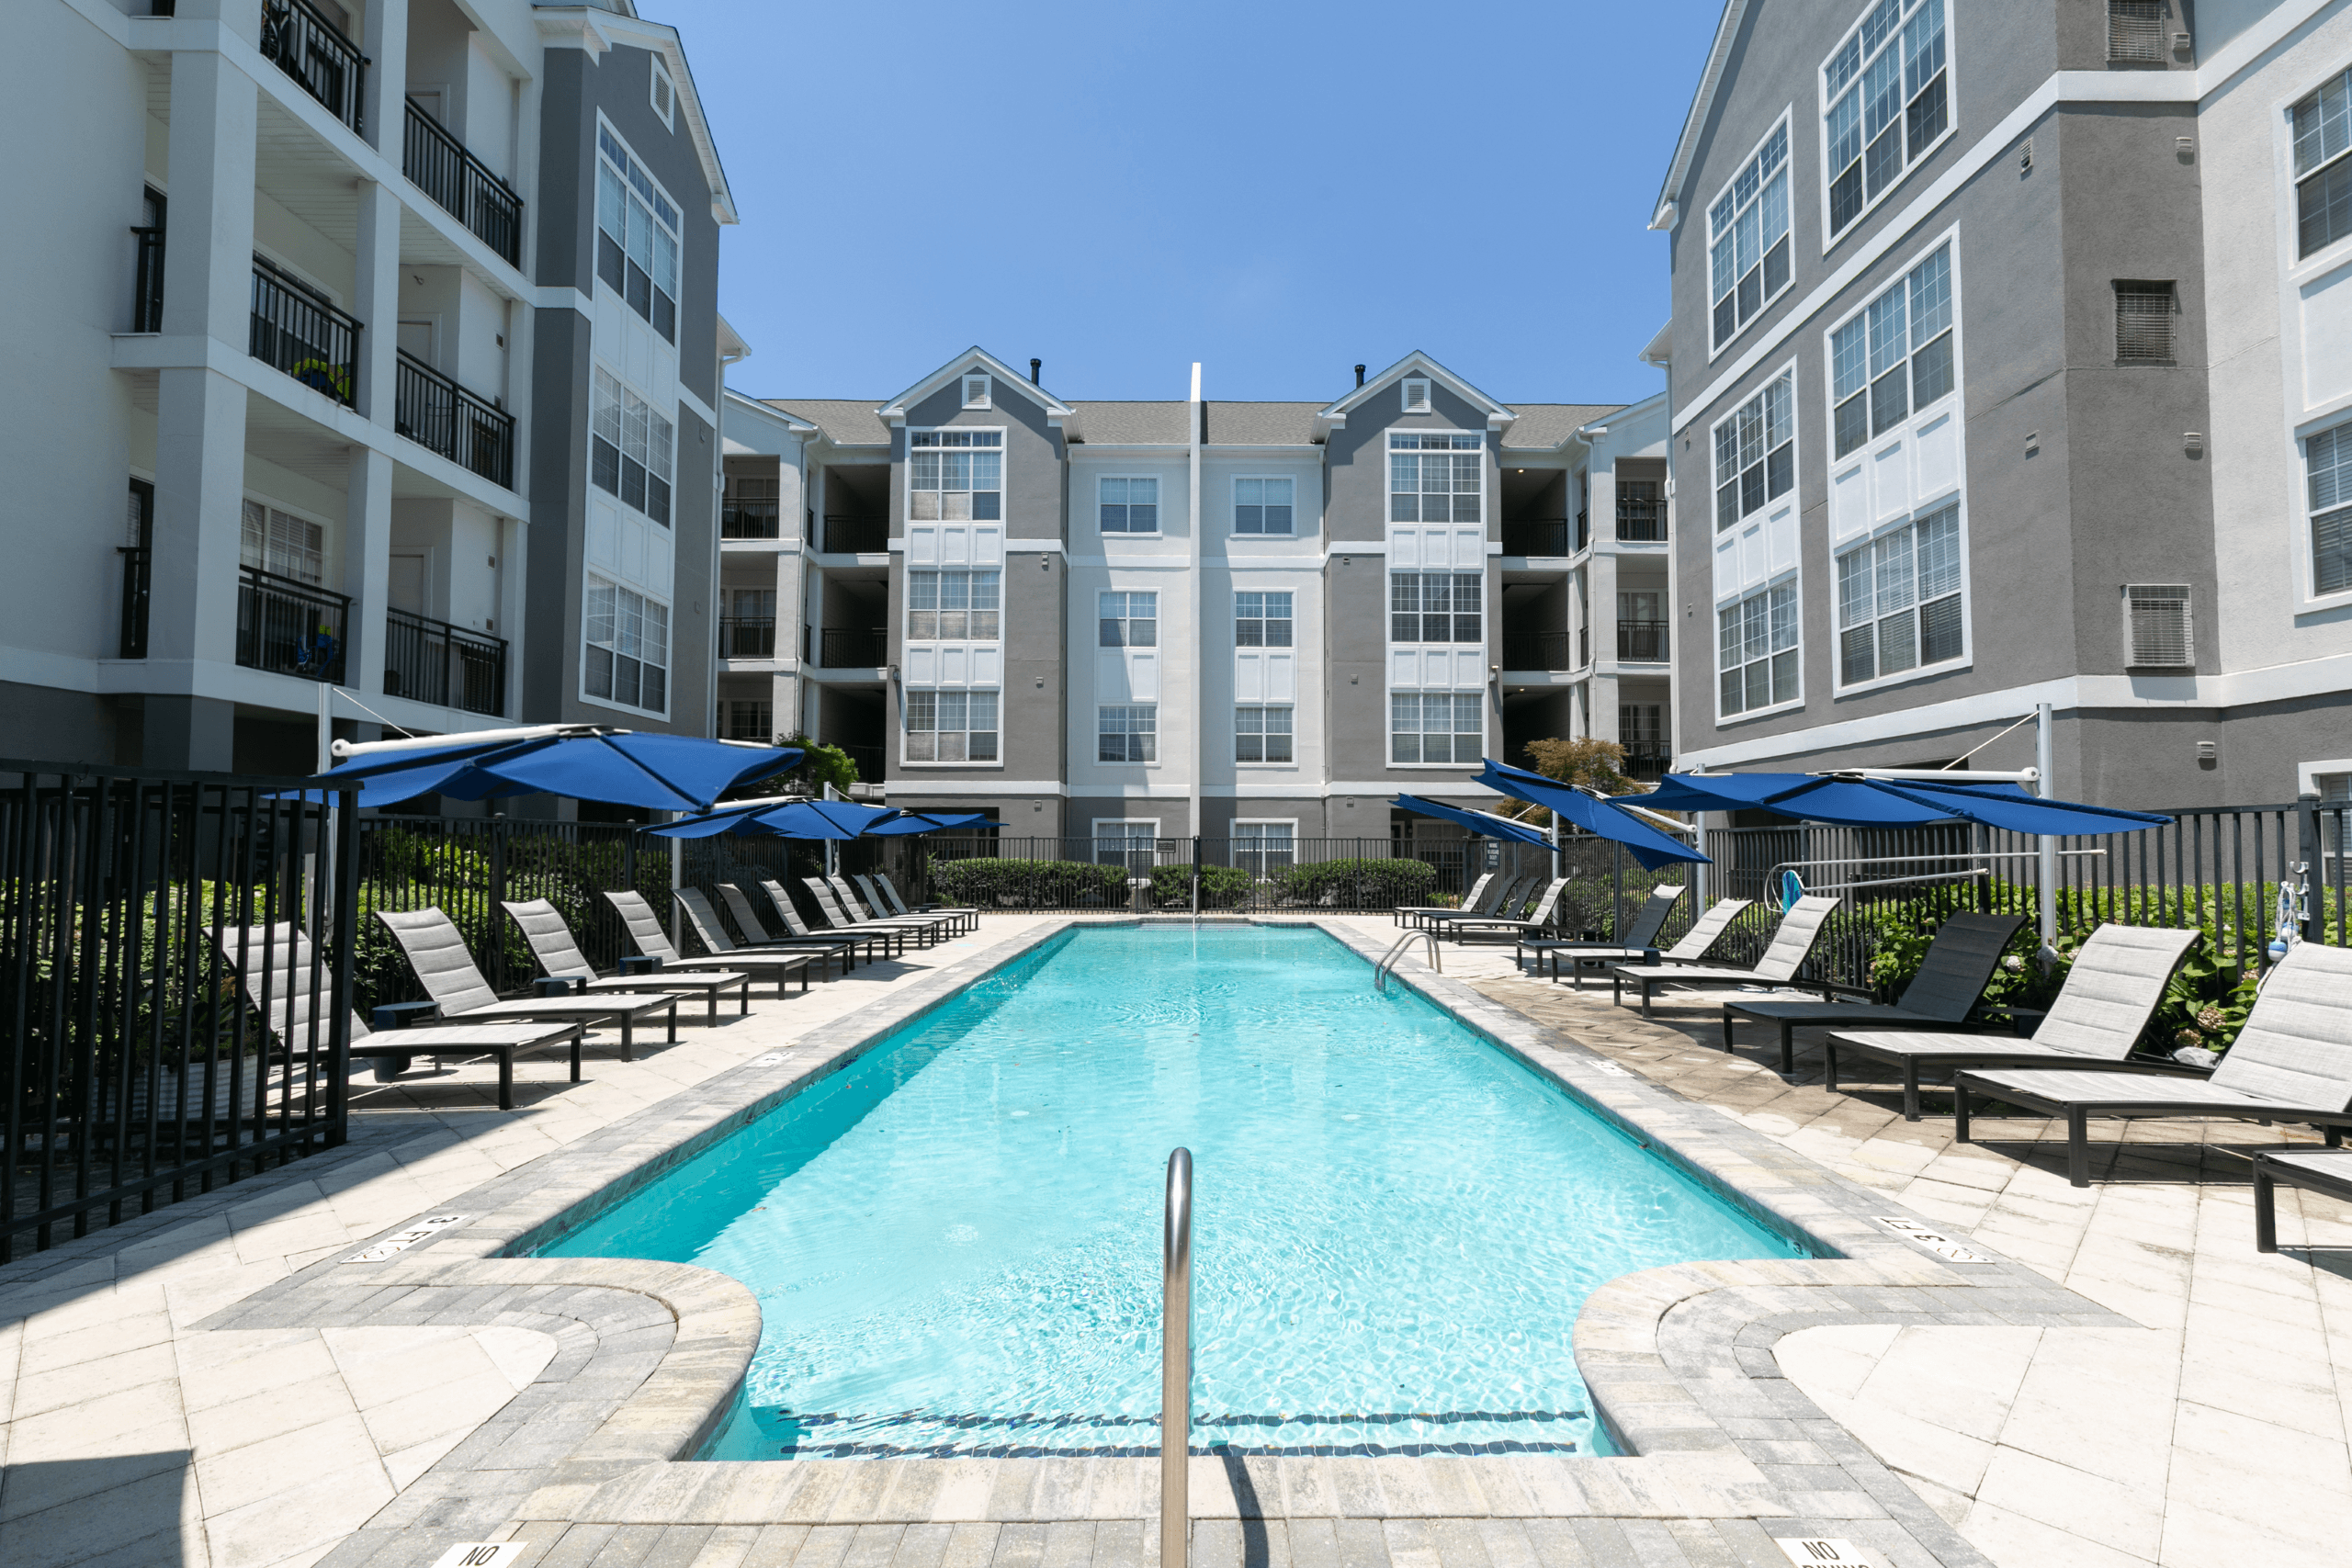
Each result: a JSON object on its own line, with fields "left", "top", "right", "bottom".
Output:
{"left": 1162, "top": 1146, "right": 1192, "bottom": 1568}
{"left": 1374, "top": 928, "right": 1442, "bottom": 990}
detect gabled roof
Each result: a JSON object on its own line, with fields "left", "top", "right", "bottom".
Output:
{"left": 876, "top": 348, "right": 1074, "bottom": 424}
{"left": 763, "top": 399, "right": 890, "bottom": 448}
{"left": 535, "top": 6, "right": 738, "bottom": 224}
{"left": 1652, "top": 0, "right": 1747, "bottom": 232}
{"left": 1497, "top": 403, "right": 1626, "bottom": 451}
{"left": 1314, "top": 351, "right": 1517, "bottom": 437}
{"left": 722, "top": 388, "right": 815, "bottom": 436}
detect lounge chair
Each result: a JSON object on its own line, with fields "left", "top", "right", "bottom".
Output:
{"left": 606, "top": 888, "right": 841, "bottom": 985}
{"left": 220, "top": 921, "right": 582, "bottom": 1110}
{"left": 1723, "top": 911, "right": 2028, "bottom": 1075}
{"left": 1516, "top": 884, "right": 1689, "bottom": 984}
{"left": 669, "top": 888, "right": 834, "bottom": 982}
{"left": 1824, "top": 923, "right": 2200, "bottom": 1121}
{"left": 1953, "top": 940, "right": 2352, "bottom": 1187}
{"left": 1430, "top": 876, "right": 1570, "bottom": 942}
{"left": 374, "top": 908, "right": 680, "bottom": 1060}
{"left": 2251, "top": 1147, "right": 2352, "bottom": 1253}
{"left": 755, "top": 880, "right": 899, "bottom": 964}
{"left": 1609, "top": 895, "right": 1844, "bottom": 1017}
{"left": 859, "top": 873, "right": 975, "bottom": 934}
{"left": 707, "top": 884, "right": 862, "bottom": 975}
{"left": 871, "top": 872, "right": 978, "bottom": 932}
{"left": 1395, "top": 872, "right": 1495, "bottom": 930}
{"left": 831, "top": 875, "right": 956, "bottom": 942}
{"left": 802, "top": 877, "right": 935, "bottom": 948}
{"left": 503, "top": 898, "right": 752, "bottom": 1021}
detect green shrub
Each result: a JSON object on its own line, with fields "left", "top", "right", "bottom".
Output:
{"left": 1147, "top": 863, "right": 1255, "bottom": 908}
{"left": 1275, "top": 857, "right": 1438, "bottom": 908}
{"left": 930, "top": 857, "right": 1129, "bottom": 908}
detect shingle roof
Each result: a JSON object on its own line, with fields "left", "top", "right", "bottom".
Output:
{"left": 764, "top": 399, "right": 889, "bottom": 447}
{"left": 1204, "top": 402, "right": 1322, "bottom": 446}
{"left": 763, "top": 395, "right": 1622, "bottom": 451}
{"left": 1062, "top": 402, "right": 1190, "bottom": 445}
{"left": 1498, "top": 403, "right": 1625, "bottom": 450}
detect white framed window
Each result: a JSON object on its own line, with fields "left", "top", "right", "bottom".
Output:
{"left": 1388, "top": 433, "right": 1483, "bottom": 524}
{"left": 1234, "top": 477, "right": 1295, "bottom": 535}
{"left": 717, "top": 699, "right": 771, "bottom": 741}
{"left": 1233, "top": 820, "right": 1295, "bottom": 876}
{"left": 1093, "top": 818, "right": 1159, "bottom": 870}
{"left": 1235, "top": 591, "right": 1293, "bottom": 648}
{"left": 2294, "top": 67, "right": 2352, "bottom": 259}
{"left": 650, "top": 58, "right": 675, "bottom": 128}
{"left": 1098, "top": 705, "right": 1158, "bottom": 763}
{"left": 1401, "top": 377, "right": 1432, "bottom": 412}
{"left": 584, "top": 573, "right": 670, "bottom": 714}
{"left": 2307, "top": 420, "right": 2352, "bottom": 598}
{"left": 1099, "top": 476, "right": 1159, "bottom": 534}
{"left": 241, "top": 500, "right": 323, "bottom": 584}
{"left": 1829, "top": 244, "right": 1953, "bottom": 459}
{"left": 1389, "top": 572, "right": 1482, "bottom": 644}
{"left": 1708, "top": 115, "right": 1792, "bottom": 353}
{"left": 1236, "top": 705, "right": 1294, "bottom": 763}
{"left": 595, "top": 124, "right": 681, "bottom": 342}
{"left": 909, "top": 430, "right": 1002, "bottom": 520}
{"left": 1390, "top": 692, "right": 1483, "bottom": 765}
{"left": 592, "top": 367, "right": 674, "bottom": 525}
{"left": 1717, "top": 580, "right": 1799, "bottom": 717}
{"left": 1836, "top": 501, "right": 1962, "bottom": 686}
{"left": 909, "top": 569, "right": 1001, "bottom": 639}
{"left": 904, "top": 688, "right": 1000, "bottom": 762}
{"left": 2123, "top": 584, "right": 2194, "bottom": 667}
{"left": 1822, "top": 0, "right": 1949, "bottom": 243}
{"left": 1098, "top": 591, "right": 1158, "bottom": 648}
{"left": 963, "top": 373, "right": 992, "bottom": 410}
{"left": 1712, "top": 372, "right": 1794, "bottom": 531}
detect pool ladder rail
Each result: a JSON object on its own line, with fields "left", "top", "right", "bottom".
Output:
{"left": 1373, "top": 929, "right": 1442, "bottom": 990}
{"left": 1162, "top": 1147, "right": 1192, "bottom": 1568}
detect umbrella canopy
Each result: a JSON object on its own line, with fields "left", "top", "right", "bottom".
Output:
{"left": 317, "top": 727, "right": 798, "bottom": 811}
{"left": 1390, "top": 793, "right": 1554, "bottom": 850}
{"left": 649, "top": 797, "right": 886, "bottom": 840}
{"left": 864, "top": 809, "right": 997, "bottom": 837}
{"left": 1471, "top": 760, "right": 1711, "bottom": 871}
{"left": 1644, "top": 772, "right": 2171, "bottom": 836}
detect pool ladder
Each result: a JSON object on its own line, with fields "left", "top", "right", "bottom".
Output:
{"left": 1162, "top": 1148, "right": 1192, "bottom": 1568}
{"left": 1373, "top": 929, "right": 1442, "bottom": 990}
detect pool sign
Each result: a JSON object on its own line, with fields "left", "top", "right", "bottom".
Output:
{"left": 427, "top": 1545, "right": 526, "bottom": 1568}
{"left": 1871, "top": 1215, "right": 1993, "bottom": 1264}
{"left": 343, "top": 1213, "right": 469, "bottom": 1264}
{"left": 1773, "top": 1540, "right": 1888, "bottom": 1567}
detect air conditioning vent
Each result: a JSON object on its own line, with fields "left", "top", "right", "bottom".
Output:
{"left": 2124, "top": 583, "right": 2193, "bottom": 666}
{"left": 2108, "top": 0, "right": 2165, "bottom": 62}
{"left": 1401, "top": 377, "right": 1431, "bottom": 413}
{"left": 962, "top": 374, "right": 991, "bottom": 410}
{"left": 2114, "top": 281, "right": 2177, "bottom": 364}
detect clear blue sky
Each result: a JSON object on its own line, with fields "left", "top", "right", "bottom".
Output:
{"left": 659, "top": 0, "right": 1723, "bottom": 409}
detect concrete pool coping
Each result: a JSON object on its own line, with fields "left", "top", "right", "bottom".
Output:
{"left": 200, "top": 918, "right": 2131, "bottom": 1568}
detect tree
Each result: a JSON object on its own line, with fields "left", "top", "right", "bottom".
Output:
{"left": 1503, "top": 737, "right": 1637, "bottom": 826}
{"left": 732, "top": 732, "right": 858, "bottom": 800}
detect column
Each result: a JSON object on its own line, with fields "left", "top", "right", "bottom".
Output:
{"left": 359, "top": 0, "right": 409, "bottom": 161}
{"left": 353, "top": 179, "right": 400, "bottom": 426}
{"left": 498, "top": 516, "right": 529, "bottom": 720}
{"left": 342, "top": 446, "right": 393, "bottom": 702}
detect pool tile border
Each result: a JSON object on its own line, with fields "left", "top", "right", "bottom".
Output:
{"left": 187, "top": 919, "right": 2133, "bottom": 1568}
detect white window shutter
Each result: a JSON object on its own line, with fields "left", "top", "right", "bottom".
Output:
{"left": 1236, "top": 652, "right": 1264, "bottom": 704}
{"left": 973, "top": 525, "right": 1003, "bottom": 564}
{"left": 1268, "top": 651, "right": 1296, "bottom": 702}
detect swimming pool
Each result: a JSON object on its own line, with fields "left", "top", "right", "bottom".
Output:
{"left": 541, "top": 923, "right": 1804, "bottom": 1460}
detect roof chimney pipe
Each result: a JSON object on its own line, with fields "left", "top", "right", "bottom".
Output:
{"left": 1029, "top": 358, "right": 1041, "bottom": 384}
{"left": 1354, "top": 364, "right": 1365, "bottom": 388}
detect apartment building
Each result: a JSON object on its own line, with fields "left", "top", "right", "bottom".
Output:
{"left": 717, "top": 348, "right": 1664, "bottom": 844}
{"left": 1654, "top": 0, "right": 2352, "bottom": 806}
{"left": 3, "top": 0, "right": 733, "bottom": 778}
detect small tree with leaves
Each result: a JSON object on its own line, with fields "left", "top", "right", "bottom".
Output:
{"left": 730, "top": 732, "right": 858, "bottom": 801}
{"left": 1502, "top": 737, "right": 1637, "bottom": 827}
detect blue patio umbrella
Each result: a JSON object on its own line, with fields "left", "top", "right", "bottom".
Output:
{"left": 1643, "top": 772, "right": 2171, "bottom": 836}
{"left": 864, "top": 809, "right": 996, "bottom": 837}
{"left": 315, "top": 727, "right": 799, "bottom": 811}
{"left": 648, "top": 797, "right": 885, "bottom": 840}
{"left": 1470, "top": 759, "right": 1711, "bottom": 871}
{"left": 1390, "top": 793, "right": 1554, "bottom": 850}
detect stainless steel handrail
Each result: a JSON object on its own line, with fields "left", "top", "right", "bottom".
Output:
{"left": 1161, "top": 1147, "right": 1192, "bottom": 1568}
{"left": 1373, "top": 929, "right": 1441, "bottom": 990}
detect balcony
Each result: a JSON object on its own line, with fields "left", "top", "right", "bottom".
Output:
{"left": 251, "top": 258, "right": 360, "bottom": 408}
{"left": 820, "top": 627, "right": 889, "bottom": 668}
{"left": 840, "top": 742, "right": 885, "bottom": 784}
{"left": 1622, "top": 746, "right": 1672, "bottom": 784}
{"left": 719, "top": 617, "right": 776, "bottom": 659}
{"left": 823, "top": 515, "right": 888, "bottom": 554}
{"left": 260, "top": 0, "right": 367, "bottom": 135}
{"left": 394, "top": 350, "right": 514, "bottom": 488}
{"left": 1615, "top": 496, "right": 1668, "bottom": 543}
{"left": 384, "top": 607, "right": 506, "bottom": 716}
{"left": 1501, "top": 519, "right": 1570, "bottom": 557}
{"left": 403, "top": 100, "right": 523, "bottom": 265}
{"left": 131, "top": 225, "right": 164, "bottom": 332}
{"left": 1617, "top": 620, "right": 1670, "bottom": 662}
{"left": 1501, "top": 631, "right": 1574, "bottom": 671}
{"left": 722, "top": 502, "right": 781, "bottom": 539}
{"left": 119, "top": 547, "right": 151, "bottom": 658}
{"left": 237, "top": 567, "right": 347, "bottom": 683}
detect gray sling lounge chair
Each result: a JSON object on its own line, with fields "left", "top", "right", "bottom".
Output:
{"left": 755, "top": 881, "right": 895, "bottom": 965}
{"left": 375, "top": 908, "right": 679, "bottom": 1059}
{"left": 503, "top": 898, "right": 751, "bottom": 1022}
{"left": 802, "top": 878, "right": 932, "bottom": 949}
{"left": 1609, "top": 895, "right": 1844, "bottom": 1017}
{"left": 606, "top": 889, "right": 839, "bottom": 985}
{"left": 1723, "top": 911, "right": 2027, "bottom": 1075}
{"left": 1430, "top": 877, "right": 1571, "bottom": 942}
{"left": 1523, "top": 892, "right": 1753, "bottom": 990}
{"left": 708, "top": 884, "right": 861, "bottom": 976}
{"left": 2251, "top": 1147, "right": 2352, "bottom": 1252}
{"left": 831, "top": 875, "right": 956, "bottom": 942}
{"left": 220, "top": 922, "right": 582, "bottom": 1110}
{"left": 1953, "top": 940, "right": 2352, "bottom": 1187}
{"left": 1396, "top": 872, "right": 1495, "bottom": 929}
{"left": 1824, "top": 923, "right": 2200, "bottom": 1120}
{"left": 667, "top": 889, "right": 829, "bottom": 986}
{"left": 871, "top": 873, "right": 978, "bottom": 931}
{"left": 857, "top": 874, "right": 968, "bottom": 936}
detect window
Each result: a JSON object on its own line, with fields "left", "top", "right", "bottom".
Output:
{"left": 650, "top": 58, "right": 675, "bottom": 127}
{"left": 909, "top": 569, "right": 1001, "bottom": 639}
{"left": 1094, "top": 819, "right": 1159, "bottom": 870}
{"left": 1388, "top": 433, "right": 1483, "bottom": 523}
{"left": 595, "top": 127, "right": 680, "bottom": 341}
{"left": 718, "top": 699, "right": 771, "bottom": 741}
{"left": 1836, "top": 502, "right": 1962, "bottom": 684}
{"left": 2114, "top": 281, "right": 2177, "bottom": 365}
{"left": 1100, "top": 477, "right": 1159, "bottom": 534}
{"left": 963, "top": 373, "right": 991, "bottom": 410}
{"left": 1099, "top": 591, "right": 1157, "bottom": 648}
{"left": 1718, "top": 581, "right": 1799, "bottom": 716}
{"left": 1390, "top": 692, "right": 1483, "bottom": 765}
{"left": 1824, "top": 0, "right": 1948, "bottom": 239}
{"left": 1401, "top": 377, "right": 1431, "bottom": 412}
{"left": 593, "top": 368, "right": 674, "bottom": 525}
{"left": 1830, "top": 243, "right": 1953, "bottom": 457}
{"left": 1233, "top": 821, "right": 1295, "bottom": 877}
{"left": 1713, "top": 372, "right": 1794, "bottom": 530}
{"left": 1709, "top": 118, "right": 1792, "bottom": 350}
{"left": 909, "top": 430, "right": 1002, "bottom": 520}
{"left": 2108, "top": 1, "right": 2165, "bottom": 62}
{"left": 1236, "top": 706, "right": 1294, "bottom": 763}
{"left": 241, "top": 501, "right": 322, "bottom": 583}
{"left": 1234, "top": 477, "right": 1294, "bottom": 535}
{"left": 1235, "top": 591, "right": 1293, "bottom": 648}
{"left": 2124, "top": 584, "right": 2193, "bottom": 666}
{"left": 1099, "top": 705, "right": 1158, "bottom": 763}
{"left": 585, "top": 574, "right": 669, "bottom": 713}
{"left": 2308, "top": 420, "right": 2352, "bottom": 595}
{"left": 904, "top": 689, "right": 1000, "bottom": 761}
{"left": 2294, "top": 69, "right": 2352, "bottom": 258}
{"left": 1390, "top": 572, "right": 1482, "bottom": 644}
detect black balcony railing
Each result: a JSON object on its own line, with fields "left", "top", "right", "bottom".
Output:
{"left": 131, "top": 226, "right": 164, "bottom": 332}
{"left": 1622, "top": 746, "right": 1672, "bottom": 784}
{"left": 260, "top": 0, "right": 367, "bottom": 134}
{"left": 237, "top": 566, "right": 347, "bottom": 682}
{"left": 719, "top": 617, "right": 776, "bottom": 659}
{"left": 119, "top": 547, "right": 152, "bottom": 659}
{"left": 722, "top": 502, "right": 781, "bottom": 539}
{"left": 820, "top": 627, "right": 889, "bottom": 668}
{"left": 1501, "top": 631, "right": 1574, "bottom": 671}
{"left": 1500, "top": 519, "right": 1569, "bottom": 557}
{"left": 384, "top": 607, "right": 506, "bottom": 715}
{"left": 840, "top": 742, "right": 885, "bottom": 784}
{"left": 251, "top": 259, "right": 360, "bottom": 407}
{"left": 403, "top": 99, "right": 523, "bottom": 265}
{"left": 1578, "top": 626, "right": 1590, "bottom": 667}
{"left": 1617, "top": 620, "right": 1671, "bottom": 661}
{"left": 823, "top": 515, "right": 888, "bottom": 554}
{"left": 1615, "top": 497, "right": 1668, "bottom": 542}
{"left": 394, "top": 350, "right": 514, "bottom": 488}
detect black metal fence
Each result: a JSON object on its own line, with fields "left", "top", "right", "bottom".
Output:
{"left": 131, "top": 224, "right": 165, "bottom": 332}
{"left": 237, "top": 566, "right": 348, "bottom": 683}
{"left": 1, "top": 762, "right": 358, "bottom": 1260}
{"left": 251, "top": 258, "right": 361, "bottom": 408}
{"left": 403, "top": 98, "right": 524, "bottom": 265}
{"left": 383, "top": 607, "right": 506, "bottom": 716}
{"left": 261, "top": 0, "right": 366, "bottom": 134}
{"left": 823, "top": 515, "right": 889, "bottom": 554}
{"left": 394, "top": 350, "right": 515, "bottom": 487}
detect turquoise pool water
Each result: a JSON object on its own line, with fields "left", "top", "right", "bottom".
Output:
{"left": 542, "top": 924, "right": 1802, "bottom": 1459}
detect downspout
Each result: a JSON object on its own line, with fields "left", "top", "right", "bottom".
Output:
{"left": 1189, "top": 362, "right": 1204, "bottom": 853}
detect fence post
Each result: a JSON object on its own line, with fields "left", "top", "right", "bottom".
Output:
{"left": 1611, "top": 840, "right": 1623, "bottom": 943}
{"left": 328, "top": 792, "right": 359, "bottom": 1148}
{"left": 487, "top": 816, "right": 508, "bottom": 991}
{"left": 2298, "top": 792, "right": 2323, "bottom": 945}
{"left": 1192, "top": 837, "right": 1201, "bottom": 915}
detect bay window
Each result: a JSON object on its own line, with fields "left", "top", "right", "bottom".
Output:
{"left": 909, "top": 430, "right": 1002, "bottom": 520}
{"left": 1388, "top": 433, "right": 1483, "bottom": 523}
